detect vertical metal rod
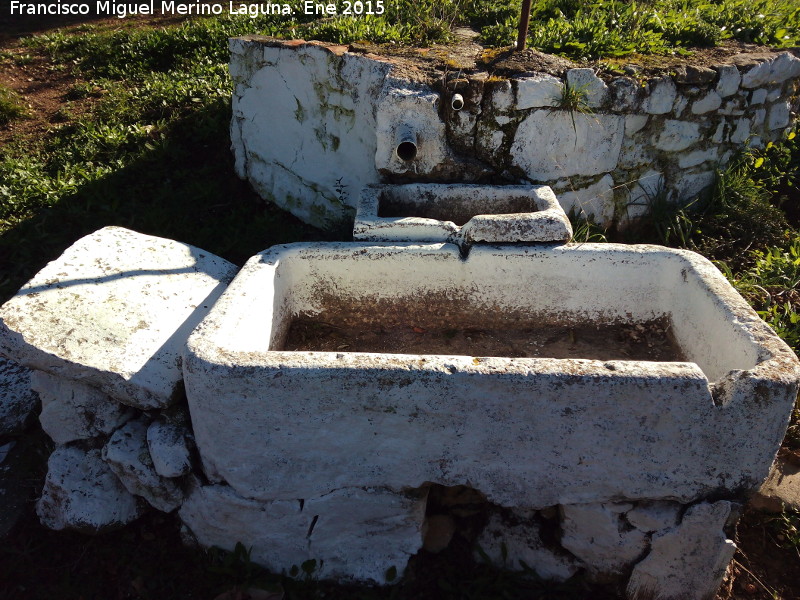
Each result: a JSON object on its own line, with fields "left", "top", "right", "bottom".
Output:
{"left": 517, "top": 0, "right": 533, "bottom": 51}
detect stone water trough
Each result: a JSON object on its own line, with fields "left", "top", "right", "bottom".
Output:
{"left": 182, "top": 237, "right": 800, "bottom": 595}
{"left": 353, "top": 183, "right": 572, "bottom": 245}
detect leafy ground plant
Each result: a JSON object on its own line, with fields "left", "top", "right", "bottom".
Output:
{"left": 0, "top": 84, "right": 28, "bottom": 125}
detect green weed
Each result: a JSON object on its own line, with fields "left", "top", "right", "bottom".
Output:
{"left": 0, "top": 85, "right": 28, "bottom": 125}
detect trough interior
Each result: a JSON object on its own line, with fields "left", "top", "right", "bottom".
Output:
{"left": 262, "top": 245, "right": 764, "bottom": 381}
{"left": 376, "top": 187, "right": 543, "bottom": 226}
{"left": 283, "top": 316, "right": 684, "bottom": 361}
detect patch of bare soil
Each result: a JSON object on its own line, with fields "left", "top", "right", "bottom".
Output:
{"left": 716, "top": 506, "right": 800, "bottom": 600}
{"left": 284, "top": 317, "right": 683, "bottom": 361}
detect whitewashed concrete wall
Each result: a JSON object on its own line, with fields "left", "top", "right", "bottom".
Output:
{"left": 230, "top": 37, "right": 800, "bottom": 229}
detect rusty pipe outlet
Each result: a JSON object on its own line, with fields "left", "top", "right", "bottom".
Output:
{"left": 395, "top": 125, "right": 418, "bottom": 161}
{"left": 451, "top": 94, "right": 464, "bottom": 111}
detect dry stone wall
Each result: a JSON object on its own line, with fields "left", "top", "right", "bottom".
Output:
{"left": 230, "top": 37, "right": 800, "bottom": 229}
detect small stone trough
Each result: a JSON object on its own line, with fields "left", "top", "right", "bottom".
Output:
{"left": 353, "top": 183, "right": 572, "bottom": 245}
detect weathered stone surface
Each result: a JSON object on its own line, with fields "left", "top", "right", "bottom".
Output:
{"left": 147, "top": 419, "right": 192, "bottom": 478}
{"left": 624, "top": 170, "right": 663, "bottom": 221}
{"left": 672, "top": 169, "right": 715, "bottom": 202}
{"left": 103, "top": 419, "right": 184, "bottom": 512}
{"left": 180, "top": 483, "right": 425, "bottom": 583}
{"left": 739, "top": 52, "right": 800, "bottom": 88}
{"left": 715, "top": 64, "right": 741, "bottom": 97}
{"left": 185, "top": 243, "right": 799, "bottom": 508}
{"left": 566, "top": 68, "right": 608, "bottom": 108}
{"left": 674, "top": 65, "right": 716, "bottom": 85}
{"left": 691, "top": 91, "right": 722, "bottom": 114}
{"left": 730, "top": 118, "right": 751, "bottom": 143}
{"left": 515, "top": 73, "right": 562, "bottom": 109}
{"left": 31, "top": 370, "right": 132, "bottom": 444}
{"left": 754, "top": 455, "right": 800, "bottom": 511}
{"left": 511, "top": 111, "right": 624, "bottom": 179}
{"left": 626, "top": 501, "right": 737, "bottom": 600}
{"left": 354, "top": 183, "right": 572, "bottom": 245}
{"left": 37, "top": 446, "right": 142, "bottom": 533}
{"left": 624, "top": 114, "right": 648, "bottom": 135}
{"left": 652, "top": 120, "right": 701, "bottom": 151}
{"left": 0, "top": 227, "right": 237, "bottom": 410}
{"left": 643, "top": 78, "right": 677, "bottom": 114}
{"left": 561, "top": 503, "right": 648, "bottom": 576}
{"left": 678, "top": 147, "right": 719, "bottom": 169}
{"left": 625, "top": 500, "right": 681, "bottom": 533}
{"left": 476, "top": 508, "right": 579, "bottom": 580}
{"left": 768, "top": 101, "right": 792, "bottom": 130}
{"left": 609, "top": 77, "right": 640, "bottom": 111}
{"left": 422, "top": 514, "right": 455, "bottom": 553}
{"left": 750, "top": 88, "right": 768, "bottom": 105}
{"left": 0, "top": 358, "right": 38, "bottom": 435}
{"left": 557, "top": 175, "right": 615, "bottom": 224}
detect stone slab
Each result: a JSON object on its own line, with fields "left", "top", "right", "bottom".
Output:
{"left": 180, "top": 483, "right": 425, "bottom": 583}
{"left": 0, "top": 358, "right": 38, "bottom": 436}
{"left": 0, "top": 226, "right": 237, "bottom": 410}
{"left": 31, "top": 370, "right": 132, "bottom": 444}
{"left": 37, "top": 445, "right": 143, "bottom": 533}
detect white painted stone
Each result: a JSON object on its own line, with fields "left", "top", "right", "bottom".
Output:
{"left": 490, "top": 79, "right": 514, "bottom": 112}
{"left": 715, "top": 64, "right": 741, "bottom": 97}
{"left": 609, "top": 77, "right": 640, "bottom": 111}
{"left": 476, "top": 509, "right": 579, "bottom": 580}
{"left": 730, "top": 118, "right": 751, "bottom": 143}
{"left": 750, "top": 88, "right": 768, "bottom": 105}
{"left": 103, "top": 419, "right": 184, "bottom": 512}
{"left": 652, "top": 120, "right": 701, "bottom": 151}
{"left": 230, "top": 39, "right": 392, "bottom": 228}
{"left": 625, "top": 114, "right": 648, "bottom": 135}
{"left": 625, "top": 501, "right": 681, "bottom": 533}
{"left": 766, "top": 86, "right": 782, "bottom": 102}
{"left": 515, "top": 73, "right": 562, "bottom": 109}
{"left": 511, "top": 111, "right": 624, "bottom": 179}
{"left": 147, "top": 419, "right": 192, "bottom": 478}
{"left": 672, "top": 96, "right": 688, "bottom": 117}
{"left": 691, "top": 90, "right": 722, "bottom": 114}
{"left": 566, "top": 68, "right": 608, "bottom": 108}
{"left": 678, "top": 147, "right": 719, "bottom": 169}
{"left": 768, "top": 100, "right": 792, "bottom": 130}
{"left": 0, "top": 359, "right": 38, "bottom": 435}
{"left": 719, "top": 98, "right": 745, "bottom": 115}
{"left": 557, "top": 175, "right": 615, "bottom": 224}
{"left": 184, "top": 242, "right": 799, "bottom": 508}
{"left": 37, "top": 446, "right": 142, "bottom": 533}
{"left": 31, "top": 371, "right": 132, "bottom": 444}
{"left": 0, "top": 227, "right": 237, "bottom": 410}
{"left": 672, "top": 170, "right": 715, "bottom": 203}
{"left": 625, "top": 170, "right": 663, "bottom": 220}
{"left": 619, "top": 137, "right": 655, "bottom": 169}
{"left": 375, "top": 85, "right": 452, "bottom": 177}
{"left": 626, "top": 501, "right": 737, "bottom": 600}
{"left": 180, "top": 483, "right": 425, "bottom": 583}
{"left": 353, "top": 183, "right": 572, "bottom": 245}
{"left": 560, "top": 503, "right": 648, "bottom": 575}
{"left": 712, "top": 122, "right": 726, "bottom": 144}
{"left": 643, "top": 78, "right": 677, "bottom": 114}
{"left": 740, "top": 52, "right": 800, "bottom": 88}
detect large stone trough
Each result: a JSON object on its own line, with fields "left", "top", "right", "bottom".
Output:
{"left": 185, "top": 242, "right": 797, "bottom": 506}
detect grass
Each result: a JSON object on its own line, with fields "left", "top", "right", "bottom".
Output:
{"left": 0, "top": 84, "right": 28, "bottom": 125}
{"left": 1, "top": 4, "right": 800, "bottom": 597}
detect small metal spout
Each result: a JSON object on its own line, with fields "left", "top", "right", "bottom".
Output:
{"left": 395, "top": 124, "right": 417, "bottom": 161}
{"left": 451, "top": 93, "right": 464, "bottom": 111}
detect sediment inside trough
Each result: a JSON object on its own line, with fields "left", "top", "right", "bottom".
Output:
{"left": 283, "top": 316, "right": 685, "bottom": 361}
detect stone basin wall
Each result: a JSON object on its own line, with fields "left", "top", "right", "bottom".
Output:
{"left": 230, "top": 36, "right": 800, "bottom": 230}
